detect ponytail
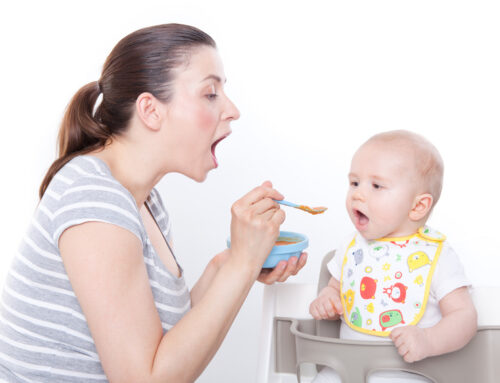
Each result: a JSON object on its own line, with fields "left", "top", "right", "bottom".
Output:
{"left": 39, "top": 24, "right": 216, "bottom": 199}
{"left": 39, "top": 81, "right": 108, "bottom": 198}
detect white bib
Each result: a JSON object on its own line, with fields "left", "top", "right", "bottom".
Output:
{"left": 340, "top": 226, "right": 445, "bottom": 337}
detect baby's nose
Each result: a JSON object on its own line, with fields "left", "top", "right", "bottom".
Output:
{"left": 353, "top": 189, "right": 365, "bottom": 201}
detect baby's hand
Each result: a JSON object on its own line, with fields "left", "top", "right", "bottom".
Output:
{"left": 390, "top": 325, "right": 433, "bottom": 363}
{"left": 309, "top": 278, "right": 343, "bottom": 320}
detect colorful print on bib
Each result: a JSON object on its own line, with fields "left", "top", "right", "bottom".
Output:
{"left": 340, "top": 226, "right": 445, "bottom": 336}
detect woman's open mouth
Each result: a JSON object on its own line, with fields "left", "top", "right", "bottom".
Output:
{"left": 211, "top": 133, "right": 230, "bottom": 167}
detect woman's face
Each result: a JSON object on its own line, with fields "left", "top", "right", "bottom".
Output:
{"left": 161, "top": 46, "right": 240, "bottom": 182}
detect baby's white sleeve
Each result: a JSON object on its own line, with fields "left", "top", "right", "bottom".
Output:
{"left": 326, "top": 235, "right": 352, "bottom": 281}
{"left": 431, "top": 244, "right": 470, "bottom": 302}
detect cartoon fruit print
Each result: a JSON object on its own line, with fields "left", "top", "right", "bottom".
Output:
{"left": 360, "top": 276, "right": 377, "bottom": 299}
{"left": 344, "top": 289, "right": 355, "bottom": 313}
{"left": 379, "top": 309, "right": 405, "bottom": 331}
{"left": 407, "top": 251, "right": 431, "bottom": 272}
{"left": 382, "top": 282, "right": 408, "bottom": 303}
{"left": 351, "top": 307, "right": 362, "bottom": 327}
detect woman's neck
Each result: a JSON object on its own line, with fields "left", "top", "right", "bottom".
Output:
{"left": 91, "top": 138, "right": 164, "bottom": 208}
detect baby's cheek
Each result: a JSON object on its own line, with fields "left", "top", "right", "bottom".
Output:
{"left": 375, "top": 197, "right": 399, "bottom": 220}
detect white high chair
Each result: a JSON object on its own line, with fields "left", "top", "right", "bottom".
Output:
{"left": 257, "top": 251, "right": 500, "bottom": 383}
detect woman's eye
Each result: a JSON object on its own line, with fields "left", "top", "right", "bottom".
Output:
{"left": 206, "top": 93, "right": 218, "bottom": 100}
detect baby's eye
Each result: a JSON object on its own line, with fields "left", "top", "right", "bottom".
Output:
{"left": 350, "top": 181, "right": 359, "bottom": 187}
{"left": 372, "top": 183, "right": 382, "bottom": 189}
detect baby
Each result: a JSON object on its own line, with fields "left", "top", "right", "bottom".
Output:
{"left": 309, "top": 130, "right": 477, "bottom": 382}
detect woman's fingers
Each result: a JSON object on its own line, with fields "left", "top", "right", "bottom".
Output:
{"left": 256, "top": 253, "right": 307, "bottom": 284}
{"left": 268, "top": 207, "right": 286, "bottom": 226}
{"left": 277, "top": 256, "right": 298, "bottom": 282}
{"left": 293, "top": 253, "right": 307, "bottom": 275}
{"left": 231, "top": 184, "right": 284, "bottom": 225}
{"left": 238, "top": 183, "right": 284, "bottom": 207}
{"left": 251, "top": 197, "right": 280, "bottom": 216}
{"left": 230, "top": 183, "right": 284, "bottom": 262}
{"left": 257, "top": 263, "right": 286, "bottom": 284}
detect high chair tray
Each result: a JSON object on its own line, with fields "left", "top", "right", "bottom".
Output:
{"left": 275, "top": 316, "right": 500, "bottom": 383}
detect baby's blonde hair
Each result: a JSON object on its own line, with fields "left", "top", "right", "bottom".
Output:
{"left": 365, "top": 130, "right": 444, "bottom": 206}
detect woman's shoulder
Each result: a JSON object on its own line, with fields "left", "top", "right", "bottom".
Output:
{"left": 42, "top": 156, "right": 143, "bottom": 244}
{"left": 45, "top": 155, "right": 135, "bottom": 206}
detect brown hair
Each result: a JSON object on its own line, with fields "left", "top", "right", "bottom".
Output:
{"left": 39, "top": 24, "right": 216, "bottom": 198}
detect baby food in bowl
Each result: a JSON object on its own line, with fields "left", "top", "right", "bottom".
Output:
{"left": 227, "top": 231, "right": 308, "bottom": 268}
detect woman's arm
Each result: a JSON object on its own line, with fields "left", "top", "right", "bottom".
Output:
{"left": 190, "top": 249, "right": 229, "bottom": 307}
{"left": 60, "top": 183, "right": 285, "bottom": 383}
{"left": 190, "top": 249, "right": 307, "bottom": 306}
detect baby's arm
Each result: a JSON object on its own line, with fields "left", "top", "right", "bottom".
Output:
{"left": 390, "top": 286, "right": 477, "bottom": 363}
{"left": 309, "top": 277, "right": 344, "bottom": 320}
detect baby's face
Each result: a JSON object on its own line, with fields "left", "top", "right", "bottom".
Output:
{"left": 346, "top": 141, "right": 420, "bottom": 240}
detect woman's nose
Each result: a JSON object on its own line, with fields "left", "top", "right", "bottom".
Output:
{"left": 222, "top": 95, "right": 240, "bottom": 121}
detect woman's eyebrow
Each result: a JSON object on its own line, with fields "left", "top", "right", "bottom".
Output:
{"left": 201, "top": 74, "right": 226, "bottom": 83}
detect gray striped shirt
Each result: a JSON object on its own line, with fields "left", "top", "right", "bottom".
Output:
{"left": 0, "top": 155, "right": 191, "bottom": 382}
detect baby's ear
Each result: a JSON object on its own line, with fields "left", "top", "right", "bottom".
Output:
{"left": 409, "top": 193, "right": 434, "bottom": 221}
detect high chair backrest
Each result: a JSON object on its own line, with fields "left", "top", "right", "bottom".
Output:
{"left": 315, "top": 251, "right": 339, "bottom": 339}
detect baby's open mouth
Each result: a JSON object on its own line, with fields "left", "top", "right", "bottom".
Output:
{"left": 354, "top": 209, "right": 369, "bottom": 226}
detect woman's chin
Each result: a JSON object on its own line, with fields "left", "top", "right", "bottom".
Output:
{"left": 180, "top": 161, "right": 215, "bottom": 183}
{"left": 192, "top": 169, "right": 210, "bottom": 183}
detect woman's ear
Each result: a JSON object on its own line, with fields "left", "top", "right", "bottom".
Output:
{"left": 135, "top": 92, "right": 162, "bottom": 131}
{"left": 409, "top": 193, "right": 434, "bottom": 221}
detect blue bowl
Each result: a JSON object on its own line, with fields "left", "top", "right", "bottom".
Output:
{"left": 226, "top": 231, "right": 308, "bottom": 268}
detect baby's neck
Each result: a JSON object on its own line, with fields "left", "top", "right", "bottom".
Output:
{"left": 378, "top": 221, "right": 428, "bottom": 240}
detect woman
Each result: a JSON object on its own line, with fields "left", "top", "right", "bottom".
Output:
{"left": 0, "top": 24, "right": 306, "bottom": 382}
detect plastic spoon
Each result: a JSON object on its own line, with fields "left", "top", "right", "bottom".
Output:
{"left": 275, "top": 200, "right": 328, "bottom": 215}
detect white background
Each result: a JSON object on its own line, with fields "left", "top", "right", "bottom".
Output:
{"left": 1, "top": 1, "right": 499, "bottom": 382}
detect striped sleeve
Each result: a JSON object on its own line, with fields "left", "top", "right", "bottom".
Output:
{"left": 51, "top": 177, "right": 144, "bottom": 247}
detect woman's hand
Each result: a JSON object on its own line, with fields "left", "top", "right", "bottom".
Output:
{"left": 229, "top": 181, "right": 286, "bottom": 274}
{"left": 257, "top": 253, "right": 308, "bottom": 284}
